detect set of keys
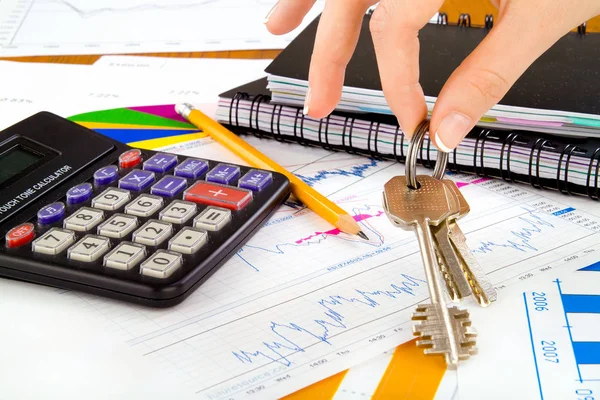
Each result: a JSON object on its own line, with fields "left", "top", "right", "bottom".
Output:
{"left": 382, "top": 121, "right": 497, "bottom": 367}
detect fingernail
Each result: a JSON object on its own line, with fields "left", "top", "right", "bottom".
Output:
{"left": 435, "top": 112, "right": 472, "bottom": 152}
{"left": 264, "top": 2, "right": 278, "bottom": 23}
{"left": 303, "top": 87, "right": 311, "bottom": 115}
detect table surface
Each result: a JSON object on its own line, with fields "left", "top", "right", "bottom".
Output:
{"left": 1, "top": 1, "right": 598, "bottom": 398}
{"left": 1, "top": 0, "right": 598, "bottom": 64}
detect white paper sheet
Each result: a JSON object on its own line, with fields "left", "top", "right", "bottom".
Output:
{"left": 0, "top": 0, "right": 324, "bottom": 56}
{"left": 0, "top": 279, "right": 195, "bottom": 399}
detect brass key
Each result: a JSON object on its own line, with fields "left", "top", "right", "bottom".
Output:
{"left": 431, "top": 181, "right": 473, "bottom": 302}
{"left": 444, "top": 182, "right": 497, "bottom": 306}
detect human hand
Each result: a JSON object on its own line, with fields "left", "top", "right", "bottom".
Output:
{"left": 264, "top": 0, "right": 600, "bottom": 151}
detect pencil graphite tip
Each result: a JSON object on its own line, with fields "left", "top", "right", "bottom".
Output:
{"left": 175, "top": 103, "right": 194, "bottom": 119}
{"left": 357, "top": 231, "right": 369, "bottom": 240}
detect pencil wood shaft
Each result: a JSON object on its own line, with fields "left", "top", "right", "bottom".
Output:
{"left": 176, "top": 104, "right": 365, "bottom": 237}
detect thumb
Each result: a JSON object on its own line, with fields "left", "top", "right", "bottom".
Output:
{"left": 429, "top": 15, "right": 558, "bottom": 152}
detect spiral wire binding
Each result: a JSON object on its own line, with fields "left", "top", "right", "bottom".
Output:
{"left": 248, "top": 94, "right": 268, "bottom": 138}
{"left": 528, "top": 138, "right": 553, "bottom": 190}
{"left": 458, "top": 13, "right": 471, "bottom": 27}
{"left": 270, "top": 104, "right": 285, "bottom": 142}
{"left": 556, "top": 145, "right": 580, "bottom": 195}
{"left": 392, "top": 125, "right": 404, "bottom": 163}
{"left": 586, "top": 147, "right": 600, "bottom": 200}
{"left": 229, "top": 92, "right": 248, "bottom": 127}
{"left": 472, "top": 129, "right": 491, "bottom": 177}
{"left": 437, "top": 13, "right": 448, "bottom": 25}
{"left": 317, "top": 115, "right": 333, "bottom": 151}
{"left": 485, "top": 14, "right": 494, "bottom": 29}
{"left": 500, "top": 133, "right": 525, "bottom": 182}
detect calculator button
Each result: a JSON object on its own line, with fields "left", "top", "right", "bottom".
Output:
{"left": 159, "top": 200, "right": 197, "bottom": 224}
{"left": 238, "top": 170, "right": 273, "bottom": 191}
{"left": 66, "top": 182, "right": 93, "bottom": 205}
{"left": 184, "top": 181, "right": 252, "bottom": 210}
{"left": 193, "top": 207, "right": 231, "bottom": 231}
{"left": 63, "top": 207, "right": 104, "bottom": 232}
{"left": 206, "top": 163, "right": 240, "bottom": 185}
{"left": 132, "top": 220, "right": 173, "bottom": 246}
{"left": 92, "top": 188, "right": 131, "bottom": 211}
{"left": 97, "top": 214, "right": 138, "bottom": 239}
{"left": 143, "top": 153, "right": 178, "bottom": 173}
{"left": 32, "top": 228, "right": 76, "bottom": 255}
{"left": 124, "top": 194, "right": 164, "bottom": 217}
{"left": 67, "top": 235, "right": 111, "bottom": 263}
{"left": 140, "top": 250, "right": 183, "bottom": 279}
{"left": 103, "top": 242, "right": 146, "bottom": 271}
{"left": 174, "top": 158, "right": 208, "bottom": 179}
{"left": 93, "top": 165, "right": 119, "bottom": 186}
{"left": 6, "top": 223, "right": 35, "bottom": 248}
{"left": 37, "top": 202, "right": 65, "bottom": 225}
{"left": 168, "top": 227, "right": 207, "bottom": 254}
{"left": 118, "top": 170, "right": 155, "bottom": 192}
{"left": 150, "top": 176, "right": 187, "bottom": 198}
{"left": 119, "top": 149, "right": 142, "bottom": 169}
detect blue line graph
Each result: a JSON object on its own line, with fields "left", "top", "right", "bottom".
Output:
{"left": 231, "top": 274, "right": 427, "bottom": 367}
{"left": 296, "top": 158, "right": 381, "bottom": 186}
{"left": 236, "top": 205, "right": 386, "bottom": 272}
{"left": 473, "top": 208, "right": 555, "bottom": 254}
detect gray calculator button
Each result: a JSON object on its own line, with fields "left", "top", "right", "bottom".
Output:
{"left": 97, "top": 214, "right": 138, "bottom": 239}
{"left": 63, "top": 207, "right": 104, "bottom": 232}
{"left": 32, "top": 228, "right": 76, "bottom": 255}
{"left": 103, "top": 242, "right": 146, "bottom": 271}
{"left": 91, "top": 188, "right": 131, "bottom": 211}
{"left": 194, "top": 206, "right": 231, "bottom": 231}
{"left": 67, "top": 235, "right": 111, "bottom": 262}
{"left": 132, "top": 220, "right": 173, "bottom": 246}
{"left": 140, "top": 250, "right": 183, "bottom": 279}
{"left": 159, "top": 200, "right": 197, "bottom": 224}
{"left": 124, "top": 194, "right": 164, "bottom": 217}
{"left": 168, "top": 227, "right": 207, "bottom": 254}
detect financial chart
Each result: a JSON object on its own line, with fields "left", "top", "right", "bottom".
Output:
{"left": 0, "top": 0, "right": 324, "bottom": 56}
{"left": 460, "top": 254, "right": 600, "bottom": 400}
{"left": 52, "top": 136, "right": 600, "bottom": 400}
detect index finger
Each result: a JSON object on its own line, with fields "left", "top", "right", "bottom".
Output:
{"left": 305, "top": 0, "right": 377, "bottom": 119}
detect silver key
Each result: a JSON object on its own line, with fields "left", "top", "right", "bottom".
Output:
{"left": 444, "top": 185, "right": 497, "bottom": 306}
{"left": 383, "top": 175, "right": 477, "bottom": 366}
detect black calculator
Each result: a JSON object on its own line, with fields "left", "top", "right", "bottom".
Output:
{"left": 0, "top": 112, "right": 290, "bottom": 306}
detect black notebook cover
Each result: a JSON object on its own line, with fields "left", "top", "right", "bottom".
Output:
{"left": 264, "top": 13, "right": 600, "bottom": 116}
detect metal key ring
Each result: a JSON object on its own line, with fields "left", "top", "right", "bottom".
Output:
{"left": 405, "top": 120, "right": 448, "bottom": 189}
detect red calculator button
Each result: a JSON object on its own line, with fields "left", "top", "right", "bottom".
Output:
{"left": 119, "top": 149, "right": 142, "bottom": 169}
{"left": 6, "top": 223, "right": 35, "bottom": 248}
{"left": 184, "top": 182, "right": 252, "bottom": 211}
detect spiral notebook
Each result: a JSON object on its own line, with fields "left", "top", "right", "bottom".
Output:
{"left": 216, "top": 76, "right": 599, "bottom": 200}
{"left": 265, "top": 12, "right": 600, "bottom": 137}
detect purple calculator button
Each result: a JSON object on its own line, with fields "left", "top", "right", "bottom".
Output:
{"left": 206, "top": 164, "right": 240, "bottom": 185}
{"left": 174, "top": 158, "right": 209, "bottom": 179}
{"left": 239, "top": 170, "right": 273, "bottom": 191}
{"left": 143, "top": 153, "right": 178, "bottom": 173}
{"left": 151, "top": 176, "right": 187, "bottom": 197}
{"left": 94, "top": 165, "right": 119, "bottom": 186}
{"left": 118, "top": 170, "right": 155, "bottom": 191}
{"left": 66, "top": 183, "right": 93, "bottom": 205}
{"left": 37, "top": 202, "right": 65, "bottom": 225}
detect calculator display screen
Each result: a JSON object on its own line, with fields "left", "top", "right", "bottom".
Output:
{"left": 0, "top": 145, "right": 43, "bottom": 187}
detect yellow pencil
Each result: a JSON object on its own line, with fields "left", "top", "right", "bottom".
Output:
{"left": 175, "top": 103, "right": 368, "bottom": 240}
